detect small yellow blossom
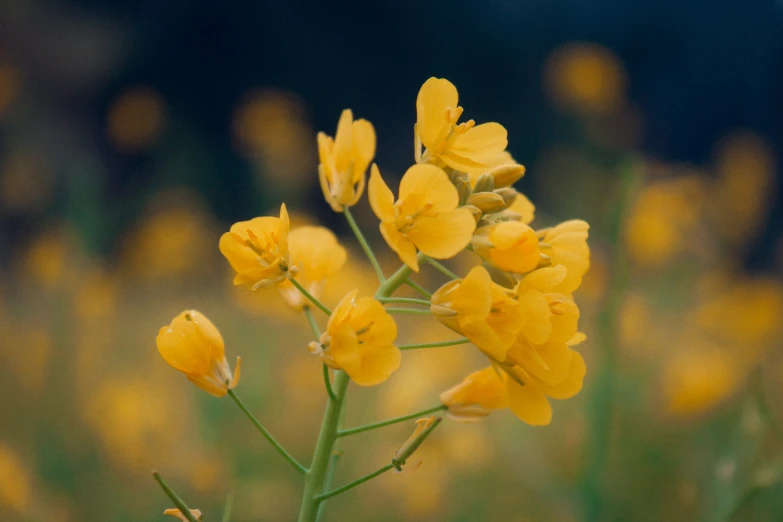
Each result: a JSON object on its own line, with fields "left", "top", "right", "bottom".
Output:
{"left": 369, "top": 163, "right": 476, "bottom": 271}
{"left": 219, "top": 203, "right": 293, "bottom": 290}
{"left": 157, "top": 310, "right": 241, "bottom": 397}
{"left": 0, "top": 443, "right": 29, "bottom": 513}
{"left": 277, "top": 226, "right": 347, "bottom": 310}
{"left": 664, "top": 350, "right": 740, "bottom": 416}
{"left": 317, "top": 109, "right": 376, "bottom": 212}
{"left": 164, "top": 508, "right": 203, "bottom": 521}
{"left": 312, "top": 290, "right": 400, "bottom": 386}
{"left": 415, "top": 77, "right": 508, "bottom": 173}
{"left": 430, "top": 266, "right": 522, "bottom": 361}
{"left": 538, "top": 220, "right": 590, "bottom": 292}
{"left": 472, "top": 221, "right": 541, "bottom": 274}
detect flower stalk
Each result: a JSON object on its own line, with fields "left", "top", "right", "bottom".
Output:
{"left": 338, "top": 404, "right": 447, "bottom": 438}
{"left": 152, "top": 470, "right": 200, "bottom": 522}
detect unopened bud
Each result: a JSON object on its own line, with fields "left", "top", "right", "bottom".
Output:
{"left": 456, "top": 179, "right": 472, "bottom": 206}
{"left": 393, "top": 416, "right": 443, "bottom": 470}
{"left": 466, "top": 192, "right": 505, "bottom": 213}
{"left": 462, "top": 204, "right": 483, "bottom": 222}
{"left": 472, "top": 173, "right": 495, "bottom": 193}
{"left": 482, "top": 262, "right": 518, "bottom": 289}
{"left": 489, "top": 163, "right": 525, "bottom": 188}
{"left": 494, "top": 187, "right": 518, "bottom": 210}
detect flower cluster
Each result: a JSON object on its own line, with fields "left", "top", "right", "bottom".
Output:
{"left": 152, "top": 76, "right": 589, "bottom": 520}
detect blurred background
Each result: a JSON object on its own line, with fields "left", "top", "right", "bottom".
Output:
{"left": 1, "top": 1, "right": 782, "bottom": 521}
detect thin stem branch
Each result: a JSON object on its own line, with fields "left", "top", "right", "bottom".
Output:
{"left": 385, "top": 307, "right": 432, "bottom": 316}
{"left": 303, "top": 306, "right": 321, "bottom": 338}
{"left": 227, "top": 390, "right": 307, "bottom": 475}
{"left": 344, "top": 206, "right": 385, "bottom": 282}
{"left": 222, "top": 493, "right": 234, "bottom": 522}
{"left": 315, "top": 464, "right": 395, "bottom": 503}
{"left": 378, "top": 297, "right": 431, "bottom": 306}
{"left": 404, "top": 279, "right": 432, "bottom": 298}
{"left": 290, "top": 279, "right": 331, "bottom": 316}
{"left": 338, "top": 405, "right": 447, "bottom": 438}
{"left": 374, "top": 253, "right": 425, "bottom": 300}
{"left": 423, "top": 256, "right": 460, "bottom": 280}
{"left": 398, "top": 338, "right": 470, "bottom": 351}
{"left": 152, "top": 471, "right": 199, "bottom": 522}
{"left": 322, "top": 364, "right": 337, "bottom": 401}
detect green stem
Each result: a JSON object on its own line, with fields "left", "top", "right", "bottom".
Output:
{"left": 290, "top": 279, "right": 331, "bottom": 316}
{"left": 344, "top": 206, "right": 385, "bottom": 282}
{"left": 297, "top": 370, "right": 350, "bottom": 522}
{"left": 322, "top": 364, "right": 337, "bottom": 401}
{"left": 385, "top": 307, "right": 431, "bottom": 316}
{"left": 423, "top": 256, "right": 459, "bottom": 280}
{"left": 338, "top": 405, "right": 446, "bottom": 438}
{"left": 379, "top": 297, "right": 431, "bottom": 306}
{"left": 404, "top": 279, "right": 432, "bottom": 298}
{"left": 315, "top": 464, "right": 395, "bottom": 503}
{"left": 152, "top": 471, "right": 199, "bottom": 522}
{"left": 222, "top": 493, "right": 234, "bottom": 522}
{"left": 303, "top": 306, "right": 321, "bottom": 338}
{"left": 374, "top": 253, "right": 424, "bottom": 299}
{"left": 227, "top": 390, "right": 307, "bottom": 475}
{"left": 398, "top": 338, "right": 470, "bottom": 351}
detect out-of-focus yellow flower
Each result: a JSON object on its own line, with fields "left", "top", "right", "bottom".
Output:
{"left": 164, "top": 508, "right": 203, "bottom": 521}
{"left": 156, "top": 310, "right": 241, "bottom": 397}
{"left": 544, "top": 42, "right": 626, "bottom": 114}
{"left": 538, "top": 220, "right": 590, "bottom": 292}
{"left": 0, "top": 443, "right": 30, "bottom": 513}
{"left": 472, "top": 221, "right": 541, "bottom": 274}
{"left": 312, "top": 290, "right": 400, "bottom": 386}
{"left": 107, "top": 86, "right": 166, "bottom": 152}
{"left": 415, "top": 77, "right": 508, "bottom": 173}
{"left": 0, "top": 153, "right": 53, "bottom": 214}
{"left": 219, "top": 204, "right": 293, "bottom": 290}
{"left": 317, "top": 109, "right": 376, "bottom": 212}
{"left": 21, "top": 229, "right": 71, "bottom": 287}
{"left": 514, "top": 265, "right": 580, "bottom": 346}
{"left": 277, "top": 226, "right": 347, "bottom": 310}
{"left": 369, "top": 163, "right": 476, "bottom": 271}
{"left": 430, "top": 266, "right": 522, "bottom": 361}
{"left": 664, "top": 350, "right": 740, "bottom": 416}
{"left": 74, "top": 268, "right": 118, "bottom": 319}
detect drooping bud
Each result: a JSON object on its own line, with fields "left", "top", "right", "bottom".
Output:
{"left": 392, "top": 416, "right": 443, "bottom": 470}
{"left": 489, "top": 163, "right": 526, "bottom": 188}
{"left": 466, "top": 192, "right": 506, "bottom": 213}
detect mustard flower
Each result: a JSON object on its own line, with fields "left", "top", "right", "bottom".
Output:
{"left": 277, "top": 226, "right": 347, "bottom": 310}
{"left": 538, "top": 220, "right": 590, "bottom": 292}
{"left": 219, "top": 203, "right": 293, "bottom": 290}
{"left": 472, "top": 221, "right": 541, "bottom": 274}
{"left": 430, "top": 266, "right": 523, "bottom": 361}
{"left": 311, "top": 290, "right": 400, "bottom": 386}
{"left": 369, "top": 163, "right": 476, "bottom": 271}
{"left": 415, "top": 77, "right": 508, "bottom": 173}
{"left": 318, "top": 109, "right": 376, "bottom": 212}
{"left": 156, "top": 310, "right": 241, "bottom": 397}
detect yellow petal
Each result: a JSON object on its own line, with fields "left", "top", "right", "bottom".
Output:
{"left": 548, "top": 296, "right": 580, "bottom": 343}
{"left": 444, "top": 123, "right": 508, "bottom": 173}
{"left": 539, "top": 349, "right": 586, "bottom": 399}
{"left": 288, "top": 226, "right": 347, "bottom": 282}
{"left": 351, "top": 297, "right": 398, "bottom": 344}
{"left": 407, "top": 208, "right": 475, "bottom": 259}
{"left": 218, "top": 231, "right": 256, "bottom": 274}
{"left": 350, "top": 342, "right": 401, "bottom": 386}
{"left": 328, "top": 324, "right": 362, "bottom": 375}
{"left": 508, "top": 341, "right": 572, "bottom": 386}
{"left": 450, "top": 266, "right": 493, "bottom": 320}
{"left": 398, "top": 164, "right": 459, "bottom": 212}
{"left": 506, "top": 378, "right": 553, "bottom": 426}
{"left": 380, "top": 222, "right": 419, "bottom": 271}
{"left": 156, "top": 310, "right": 224, "bottom": 375}
{"left": 332, "top": 109, "right": 354, "bottom": 173}
{"left": 440, "top": 366, "right": 508, "bottom": 411}
{"left": 352, "top": 118, "right": 376, "bottom": 178}
{"left": 368, "top": 164, "right": 395, "bottom": 221}
{"left": 416, "top": 77, "right": 458, "bottom": 149}
{"left": 518, "top": 265, "right": 568, "bottom": 293}
{"left": 517, "top": 290, "right": 552, "bottom": 344}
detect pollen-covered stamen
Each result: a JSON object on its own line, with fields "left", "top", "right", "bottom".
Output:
{"left": 549, "top": 300, "right": 565, "bottom": 316}
{"left": 454, "top": 119, "right": 475, "bottom": 134}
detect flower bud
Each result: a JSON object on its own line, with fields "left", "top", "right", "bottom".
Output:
{"left": 392, "top": 416, "right": 443, "bottom": 470}
{"left": 462, "top": 204, "right": 483, "bottom": 222}
{"left": 466, "top": 192, "right": 506, "bottom": 213}
{"left": 489, "top": 163, "right": 526, "bottom": 188}
{"left": 494, "top": 187, "right": 519, "bottom": 210}
{"left": 472, "top": 172, "right": 495, "bottom": 193}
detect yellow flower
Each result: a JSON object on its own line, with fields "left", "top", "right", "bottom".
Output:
{"left": 664, "top": 350, "right": 740, "bottom": 417}
{"left": 312, "top": 290, "right": 400, "bottom": 386}
{"left": 369, "top": 163, "right": 476, "bottom": 271}
{"left": 472, "top": 221, "right": 541, "bottom": 274}
{"left": 440, "top": 367, "right": 508, "bottom": 421}
{"left": 415, "top": 77, "right": 508, "bottom": 173}
{"left": 219, "top": 203, "right": 293, "bottom": 290}
{"left": 317, "top": 109, "right": 376, "bottom": 212}
{"left": 430, "top": 266, "right": 522, "bottom": 361}
{"left": 538, "top": 220, "right": 590, "bottom": 292}
{"left": 277, "top": 226, "right": 347, "bottom": 310}
{"left": 156, "top": 310, "right": 241, "bottom": 397}
{"left": 514, "top": 265, "right": 580, "bottom": 345}
{"left": 164, "top": 508, "right": 203, "bottom": 521}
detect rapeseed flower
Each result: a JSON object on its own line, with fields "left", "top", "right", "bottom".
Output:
{"left": 311, "top": 290, "right": 400, "bottom": 386}
{"left": 369, "top": 163, "right": 476, "bottom": 271}
{"left": 538, "top": 220, "right": 590, "bottom": 292}
{"left": 156, "top": 310, "right": 241, "bottom": 397}
{"left": 472, "top": 221, "right": 541, "bottom": 274}
{"left": 318, "top": 109, "right": 376, "bottom": 212}
{"left": 415, "top": 77, "right": 508, "bottom": 173}
{"left": 219, "top": 203, "right": 293, "bottom": 290}
{"left": 430, "top": 266, "right": 522, "bottom": 361}
{"left": 277, "top": 226, "right": 347, "bottom": 310}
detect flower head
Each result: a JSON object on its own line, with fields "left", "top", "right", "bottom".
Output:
{"left": 219, "top": 204, "right": 293, "bottom": 290}
{"left": 369, "top": 163, "right": 476, "bottom": 271}
{"left": 472, "top": 221, "right": 541, "bottom": 274}
{"left": 156, "top": 310, "right": 241, "bottom": 397}
{"left": 415, "top": 77, "right": 508, "bottom": 173}
{"left": 312, "top": 290, "right": 400, "bottom": 386}
{"left": 430, "top": 266, "right": 523, "bottom": 361}
{"left": 277, "top": 226, "right": 347, "bottom": 310}
{"left": 318, "top": 109, "right": 376, "bottom": 212}
{"left": 538, "top": 220, "right": 590, "bottom": 292}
